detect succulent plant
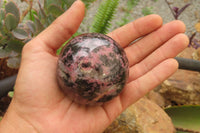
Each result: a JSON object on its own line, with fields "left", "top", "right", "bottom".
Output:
{"left": 29, "top": 0, "right": 97, "bottom": 34}
{"left": 0, "top": 1, "right": 32, "bottom": 68}
{"left": 0, "top": 0, "right": 96, "bottom": 69}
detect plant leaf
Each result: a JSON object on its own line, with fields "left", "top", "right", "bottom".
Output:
{"left": 33, "top": 15, "right": 44, "bottom": 33}
{"left": 38, "top": 0, "right": 44, "bottom": 8}
{"left": 165, "top": 105, "right": 200, "bottom": 132}
{"left": 62, "top": 0, "right": 74, "bottom": 8}
{"left": 142, "top": 7, "right": 153, "bottom": 16}
{"left": 90, "top": 0, "right": 120, "bottom": 34}
{"left": 0, "top": 48, "right": 11, "bottom": 58}
{"left": 0, "top": 37, "right": 8, "bottom": 47}
{"left": 0, "top": 9, "right": 5, "bottom": 29}
{"left": 127, "top": 0, "right": 140, "bottom": 11}
{"left": 38, "top": 1, "right": 47, "bottom": 20}
{"left": 26, "top": 20, "right": 36, "bottom": 33}
{"left": 24, "top": 8, "right": 38, "bottom": 22}
{"left": 6, "top": 39, "right": 25, "bottom": 53}
{"left": 46, "top": 14, "right": 56, "bottom": 24}
{"left": 5, "top": 13, "right": 18, "bottom": 31}
{"left": 5, "top": 1, "right": 20, "bottom": 23}
{"left": 60, "top": 0, "right": 69, "bottom": 9}
{"left": 8, "top": 91, "right": 14, "bottom": 98}
{"left": 12, "top": 27, "right": 29, "bottom": 40}
{"left": 47, "top": 4, "right": 64, "bottom": 17}
{"left": 44, "top": 0, "right": 62, "bottom": 9}
{"left": 82, "top": 0, "right": 96, "bottom": 8}
{"left": 177, "top": 3, "right": 191, "bottom": 18}
{"left": 7, "top": 57, "right": 21, "bottom": 68}
{"left": 0, "top": 9, "right": 5, "bottom": 21}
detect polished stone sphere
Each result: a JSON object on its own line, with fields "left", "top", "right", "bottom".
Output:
{"left": 57, "top": 33, "right": 129, "bottom": 105}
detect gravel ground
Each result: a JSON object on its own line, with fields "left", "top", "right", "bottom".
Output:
{"left": 7, "top": 0, "right": 200, "bottom": 39}
{"left": 80, "top": 0, "right": 200, "bottom": 36}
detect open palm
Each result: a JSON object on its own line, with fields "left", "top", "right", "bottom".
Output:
{"left": 0, "top": 1, "right": 188, "bottom": 133}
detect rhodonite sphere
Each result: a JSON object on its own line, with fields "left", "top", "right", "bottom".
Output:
{"left": 57, "top": 33, "right": 129, "bottom": 105}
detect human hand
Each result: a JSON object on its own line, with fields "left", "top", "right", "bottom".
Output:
{"left": 0, "top": 0, "right": 189, "bottom": 133}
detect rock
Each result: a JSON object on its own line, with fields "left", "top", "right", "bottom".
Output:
{"left": 147, "top": 90, "right": 166, "bottom": 107}
{"left": 104, "top": 103, "right": 137, "bottom": 133}
{"left": 159, "top": 69, "right": 200, "bottom": 106}
{"left": 104, "top": 97, "right": 175, "bottom": 133}
{"left": 57, "top": 33, "right": 129, "bottom": 105}
{"left": 158, "top": 47, "right": 200, "bottom": 106}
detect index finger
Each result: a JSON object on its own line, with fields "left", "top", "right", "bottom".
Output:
{"left": 108, "top": 14, "right": 163, "bottom": 48}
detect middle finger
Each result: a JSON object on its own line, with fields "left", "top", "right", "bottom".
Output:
{"left": 125, "top": 20, "right": 186, "bottom": 67}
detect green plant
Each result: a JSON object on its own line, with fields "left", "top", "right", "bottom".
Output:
{"left": 165, "top": 105, "right": 200, "bottom": 133}
{"left": 0, "top": 0, "right": 120, "bottom": 69}
{"left": 117, "top": 0, "right": 157, "bottom": 27}
{"left": 142, "top": 7, "right": 153, "bottom": 16}
{"left": 82, "top": 0, "right": 97, "bottom": 8}
{"left": 33, "top": 0, "right": 96, "bottom": 33}
{"left": 0, "top": 1, "right": 32, "bottom": 68}
{"left": 127, "top": 0, "right": 140, "bottom": 11}
{"left": 0, "top": 0, "right": 96, "bottom": 69}
{"left": 90, "top": 0, "right": 119, "bottom": 34}
{"left": 8, "top": 91, "right": 14, "bottom": 98}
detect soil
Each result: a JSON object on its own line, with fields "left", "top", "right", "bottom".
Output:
{"left": 0, "top": 96, "right": 11, "bottom": 117}
{"left": 0, "top": 58, "right": 18, "bottom": 80}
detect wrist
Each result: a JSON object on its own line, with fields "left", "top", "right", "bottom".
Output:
{"left": 0, "top": 104, "right": 38, "bottom": 133}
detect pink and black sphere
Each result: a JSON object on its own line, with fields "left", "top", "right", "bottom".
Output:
{"left": 57, "top": 33, "right": 129, "bottom": 105}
